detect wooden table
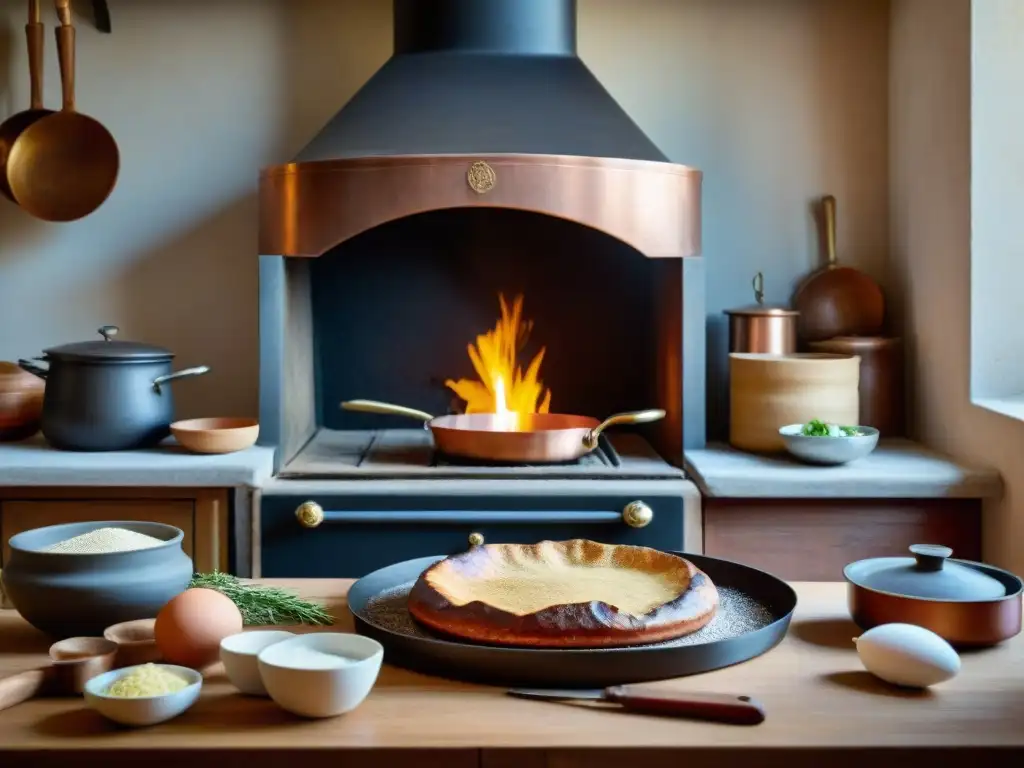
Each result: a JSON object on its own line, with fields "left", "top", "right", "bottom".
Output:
{"left": 0, "top": 581, "right": 1021, "bottom": 768}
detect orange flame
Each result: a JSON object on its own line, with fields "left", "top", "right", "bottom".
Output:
{"left": 445, "top": 294, "right": 552, "bottom": 416}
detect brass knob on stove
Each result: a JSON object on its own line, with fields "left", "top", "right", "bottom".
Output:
{"left": 296, "top": 501, "right": 324, "bottom": 529}
{"left": 622, "top": 501, "right": 653, "bottom": 529}
{"left": 468, "top": 532, "right": 485, "bottom": 547}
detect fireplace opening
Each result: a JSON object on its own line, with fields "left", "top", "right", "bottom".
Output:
{"left": 260, "top": 205, "right": 688, "bottom": 479}
{"left": 313, "top": 208, "right": 660, "bottom": 431}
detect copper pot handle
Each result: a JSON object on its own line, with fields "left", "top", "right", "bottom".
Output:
{"left": 584, "top": 409, "right": 666, "bottom": 449}
{"left": 341, "top": 399, "right": 435, "bottom": 423}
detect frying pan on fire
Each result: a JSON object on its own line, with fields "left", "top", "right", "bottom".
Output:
{"left": 340, "top": 400, "right": 665, "bottom": 464}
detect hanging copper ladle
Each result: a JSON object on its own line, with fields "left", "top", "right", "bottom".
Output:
{"left": 7, "top": 0, "right": 120, "bottom": 222}
{"left": 0, "top": 0, "right": 54, "bottom": 202}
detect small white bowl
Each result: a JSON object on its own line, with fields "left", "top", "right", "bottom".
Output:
{"left": 220, "top": 630, "right": 294, "bottom": 696}
{"left": 84, "top": 664, "right": 202, "bottom": 727}
{"left": 779, "top": 424, "right": 880, "bottom": 465}
{"left": 257, "top": 632, "right": 383, "bottom": 719}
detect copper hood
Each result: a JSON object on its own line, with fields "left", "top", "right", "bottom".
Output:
{"left": 259, "top": 0, "right": 702, "bottom": 259}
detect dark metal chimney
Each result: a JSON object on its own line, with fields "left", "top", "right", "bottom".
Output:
{"left": 293, "top": 0, "right": 668, "bottom": 162}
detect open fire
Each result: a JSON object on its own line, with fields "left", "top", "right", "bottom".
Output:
{"left": 445, "top": 295, "right": 552, "bottom": 423}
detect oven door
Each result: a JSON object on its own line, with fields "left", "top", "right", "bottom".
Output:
{"left": 258, "top": 485, "right": 690, "bottom": 578}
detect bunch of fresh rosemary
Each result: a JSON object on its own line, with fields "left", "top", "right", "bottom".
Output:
{"left": 189, "top": 572, "right": 333, "bottom": 626}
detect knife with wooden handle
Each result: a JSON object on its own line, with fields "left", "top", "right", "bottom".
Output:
{"left": 507, "top": 686, "right": 765, "bottom": 725}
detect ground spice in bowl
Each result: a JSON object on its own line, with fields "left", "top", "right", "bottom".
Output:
{"left": 43, "top": 527, "right": 166, "bottom": 554}
{"left": 104, "top": 663, "right": 191, "bottom": 698}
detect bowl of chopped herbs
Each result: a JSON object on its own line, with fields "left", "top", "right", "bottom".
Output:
{"left": 778, "top": 419, "right": 879, "bottom": 465}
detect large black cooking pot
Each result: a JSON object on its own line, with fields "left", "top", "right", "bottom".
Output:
{"left": 18, "top": 325, "right": 210, "bottom": 451}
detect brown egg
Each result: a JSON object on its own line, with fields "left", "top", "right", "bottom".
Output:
{"left": 155, "top": 588, "right": 243, "bottom": 669}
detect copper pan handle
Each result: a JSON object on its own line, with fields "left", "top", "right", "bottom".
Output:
{"left": 341, "top": 399, "right": 435, "bottom": 423}
{"left": 584, "top": 409, "right": 666, "bottom": 449}
{"left": 822, "top": 194, "right": 838, "bottom": 268}
{"left": 26, "top": 0, "right": 44, "bottom": 110}
{"left": 54, "top": 0, "right": 75, "bottom": 113}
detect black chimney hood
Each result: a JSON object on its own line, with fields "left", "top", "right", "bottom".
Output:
{"left": 294, "top": 0, "right": 667, "bottom": 163}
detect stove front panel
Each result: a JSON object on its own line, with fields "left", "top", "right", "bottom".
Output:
{"left": 258, "top": 481, "right": 693, "bottom": 579}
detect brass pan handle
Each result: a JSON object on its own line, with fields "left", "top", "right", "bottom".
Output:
{"left": 584, "top": 409, "right": 666, "bottom": 449}
{"left": 341, "top": 399, "right": 434, "bottom": 423}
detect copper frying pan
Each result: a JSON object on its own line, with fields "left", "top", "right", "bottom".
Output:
{"left": 341, "top": 400, "right": 666, "bottom": 463}
{"left": 7, "top": 0, "right": 119, "bottom": 222}
{"left": 0, "top": 0, "right": 53, "bottom": 202}
{"left": 792, "top": 195, "right": 885, "bottom": 342}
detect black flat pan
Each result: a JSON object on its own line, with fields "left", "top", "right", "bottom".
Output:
{"left": 348, "top": 551, "right": 797, "bottom": 688}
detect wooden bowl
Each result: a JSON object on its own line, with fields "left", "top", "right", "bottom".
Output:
{"left": 0, "top": 361, "right": 44, "bottom": 442}
{"left": 104, "top": 618, "right": 161, "bottom": 667}
{"left": 171, "top": 418, "right": 259, "bottom": 455}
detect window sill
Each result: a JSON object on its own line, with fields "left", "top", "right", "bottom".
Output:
{"left": 973, "top": 395, "right": 1024, "bottom": 423}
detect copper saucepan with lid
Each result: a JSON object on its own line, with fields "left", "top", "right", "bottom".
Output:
{"left": 341, "top": 400, "right": 666, "bottom": 463}
{"left": 844, "top": 544, "right": 1023, "bottom": 647}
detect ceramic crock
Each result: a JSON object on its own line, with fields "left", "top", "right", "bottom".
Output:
{"left": 2, "top": 520, "right": 194, "bottom": 638}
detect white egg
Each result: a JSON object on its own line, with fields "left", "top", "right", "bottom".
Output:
{"left": 854, "top": 623, "right": 961, "bottom": 689}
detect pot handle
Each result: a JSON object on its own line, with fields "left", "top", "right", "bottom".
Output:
{"left": 16, "top": 359, "right": 48, "bottom": 380}
{"left": 341, "top": 400, "right": 435, "bottom": 423}
{"left": 152, "top": 366, "right": 210, "bottom": 393}
{"left": 584, "top": 409, "right": 666, "bottom": 449}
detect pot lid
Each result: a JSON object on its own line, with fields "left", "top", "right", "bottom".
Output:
{"left": 43, "top": 326, "right": 174, "bottom": 363}
{"left": 846, "top": 544, "right": 1008, "bottom": 601}
{"left": 723, "top": 272, "right": 799, "bottom": 317}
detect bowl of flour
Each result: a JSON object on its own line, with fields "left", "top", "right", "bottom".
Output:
{"left": 2, "top": 521, "right": 193, "bottom": 638}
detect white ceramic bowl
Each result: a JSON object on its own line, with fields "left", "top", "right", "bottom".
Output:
{"left": 84, "top": 664, "right": 202, "bottom": 727}
{"left": 779, "top": 424, "right": 880, "bottom": 465}
{"left": 257, "top": 632, "right": 384, "bottom": 718}
{"left": 220, "top": 630, "right": 294, "bottom": 695}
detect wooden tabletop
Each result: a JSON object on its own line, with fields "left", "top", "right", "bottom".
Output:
{"left": 0, "top": 580, "right": 1022, "bottom": 768}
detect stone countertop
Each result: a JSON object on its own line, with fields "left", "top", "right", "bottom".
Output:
{"left": 0, "top": 435, "right": 275, "bottom": 488}
{"left": 685, "top": 439, "right": 1003, "bottom": 499}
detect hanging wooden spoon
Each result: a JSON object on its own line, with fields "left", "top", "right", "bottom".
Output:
{"left": 0, "top": 0, "right": 54, "bottom": 203}
{"left": 7, "top": 0, "right": 120, "bottom": 222}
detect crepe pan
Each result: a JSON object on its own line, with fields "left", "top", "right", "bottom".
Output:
{"left": 341, "top": 399, "right": 666, "bottom": 463}
{"left": 347, "top": 551, "right": 797, "bottom": 688}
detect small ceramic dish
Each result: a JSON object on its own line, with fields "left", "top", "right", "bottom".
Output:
{"left": 220, "top": 630, "right": 295, "bottom": 696}
{"left": 779, "top": 423, "right": 880, "bottom": 465}
{"left": 257, "top": 633, "right": 383, "bottom": 718}
{"left": 84, "top": 664, "right": 202, "bottom": 727}
{"left": 171, "top": 417, "right": 259, "bottom": 455}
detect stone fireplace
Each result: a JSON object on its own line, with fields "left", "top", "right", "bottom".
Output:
{"left": 254, "top": 0, "right": 706, "bottom": 578}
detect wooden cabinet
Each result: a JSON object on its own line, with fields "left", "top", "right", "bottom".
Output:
{"left": 0, "top": 488, "right": 231, "bottom": 573}
{"left": 702, "top": 498, "right": 982, "bottom": 581}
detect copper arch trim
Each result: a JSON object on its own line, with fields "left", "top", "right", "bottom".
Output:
{"left": 258, "top": 153, "right": 702, "bottom": 258}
